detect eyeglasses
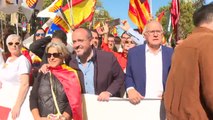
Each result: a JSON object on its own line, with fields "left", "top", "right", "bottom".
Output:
{"left": 146, "top": 30, "right": 163, "bottom": 35}
{"left": 124, "top": 40, "right": 135, "bottom": 44}
{"left": 46, "top": 53, "right": 62, "bottom": 58}
{"left": 35, "top": 33, "right": 45, "bottom": 37}
{"left": 8, "top": 42, "right": 20, "bottom": 46}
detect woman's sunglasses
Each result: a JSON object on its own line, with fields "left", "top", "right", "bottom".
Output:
{"left": 35, "top": 33, "right": 45, "bottom": 37}
{"left": 46, "top": 53, "right": 62, "bottom": 58}
{"left": 124, "top": 40, "right": 135, "bottom": 44}
{"left": 8, "top": 42, "right": 20, "bottom": 46}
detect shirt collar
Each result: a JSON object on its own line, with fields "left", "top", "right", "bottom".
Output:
{"left": 145, "top": 44, "right": 162, "bottom": 54}
{"left": 76, "top": 48, "right": 96, "bottom": 64}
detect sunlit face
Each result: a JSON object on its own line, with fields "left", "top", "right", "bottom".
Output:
{"left": 121, "top": 33, "right": 131, "bottom": 47}
{"left": 7, "top": 38, "right": 21, "bottom": 55}
{"left": 123, "top": 38, "right": 136, "bottom": 52}
{"left": 35, "top": 29, "right": 45, "bottom": 40}
{"left": 72, "top": 28, "right": 93, "bottom": 57}
{"left": 47, "top": 47, "right": 63, "bottom": 67}
{"left": 91, "top": 31, "right": 99, "bottom": 48}
{"left": 144, "top": 21, "right": 163, "bottom": 48}
{"left": 108, "top": 36, "right": 115, "bottom": 50}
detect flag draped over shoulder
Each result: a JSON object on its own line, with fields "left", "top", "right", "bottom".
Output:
{"left": 49, "top": 64, "right": 82, "bottom": 120}
{"left": 128, "top": 0, "right": 151, "bottom": 33}
{"left": 61, "top": 0, "right": 96, "bottom": 29}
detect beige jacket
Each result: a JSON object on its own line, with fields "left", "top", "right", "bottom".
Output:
{"left": 164, "top": 27, "right": 213, "bottom": 120}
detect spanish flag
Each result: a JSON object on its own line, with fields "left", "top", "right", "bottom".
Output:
{"left": 61, "top": 0, "right": 96, "bottom": 29}
{"left": 128, "top": 0, "right": 151, "bottom": 33}
{"left": 49, "top": 64, "right": 82, "bottom": 120}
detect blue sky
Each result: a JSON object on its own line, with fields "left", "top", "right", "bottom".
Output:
{"left": 100, "top": 0, "right": 171, "bottom": 35}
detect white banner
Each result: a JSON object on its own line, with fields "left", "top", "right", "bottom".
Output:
{"left": 83, "top": 94, "right": 165, "bottom": 120}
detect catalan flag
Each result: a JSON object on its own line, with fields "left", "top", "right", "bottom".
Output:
{"left": 49, "top": 64, "right": 82, "bottom": 120}
{"left": 48, "top": 15, "right": 70, "bottom": 34}
{"left": 128, "top": 0, "right": 151, "bottom": 33}
{"left": 156, "top": 10, "right": 165, "bottom": 22}
{"left": 26, "top": 0, "right": 38, "bottom": 8}
{"left": 49, "top": 0, "right": 63, "bottom": 13}
{"left": 61, "top": 0, "right": 96, "bottom": 29}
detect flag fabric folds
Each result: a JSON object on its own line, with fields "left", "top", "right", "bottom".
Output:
{"left": 128, "top": 0, "right": 151, "bottom": 33}
{"left": 49, "top": 0, "right": 63, "bottom": 13}
{"left": 156, "top": 10, "right": 165, "bottom": 22}
{"left": 72, "top": 0, "right": 84, "bottom": 6}
{"left": 26, "top": 0, "right": 38, "bottom": 8}
{"left": 170, "top": 0, "right": 180, "bottom": 32}
{"left": 61, "top": 0, "right": 96, "bottom": 29}
{"left": 49, "top": 64, "right": 82, "bottom": 120}
{"left": 48, "top": 14, "right": 70, "bottom": 34}
{"left": 37, "top": 0, "right": 62, "bottom": 18}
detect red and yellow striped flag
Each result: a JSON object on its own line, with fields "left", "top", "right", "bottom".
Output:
{"left": 26, "top": 0, "right": 38, "bottom": 8}
{"left": 48, "top": 0, "right": 63, "bottom": 12}
{"left": 128, "top": 0, "right": 151, "bottom": 33}
{"left": 156, "top": 10, "right": 165, "bottom": 22}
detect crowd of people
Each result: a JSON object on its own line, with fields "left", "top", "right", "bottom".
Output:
{"left": 0, "top": 3, "right": 213, "bottom": 120}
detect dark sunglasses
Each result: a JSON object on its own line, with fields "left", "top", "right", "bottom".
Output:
{"left": 46, "top": 53, "right": 62, "bottom": 58}
{"left": 124, "top": 40, "right": 135, "bottom": 44}
{"left": 35, "top": 33, "right": 45, "bottom": 37}
{"left": 8, "top": 42, "right": 20, "bottom": 46}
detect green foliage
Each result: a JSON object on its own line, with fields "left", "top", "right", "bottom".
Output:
{"left": 156, "top": 1, "right": 196, "bottom": 41}
{"left": 178, "top": 1, "right": 195, "bottom": 39}
{"left": 81, "top": 0, "right": 112, "bottom": 29}
{"left": 43, "top": 0, "right": 53, "bottom": 9}
{"left": 155, "top": 6, "right": 170, "bottom": 38}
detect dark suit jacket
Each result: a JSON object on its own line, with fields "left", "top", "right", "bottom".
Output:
{"left": 125, "top": 44, "right": 173, "bottom": 96}
{"left": 69, "top": 48, "right": 124, "bottom": 97}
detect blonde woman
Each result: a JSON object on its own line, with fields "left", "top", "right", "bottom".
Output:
{"left": 30, "top": 42, "right": 82, "bottom": 120}
{"left": 0, "top": 34, "right": 33, "bottom": 119}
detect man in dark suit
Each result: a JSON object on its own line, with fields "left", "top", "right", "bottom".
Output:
{"left": 125, "top": 20, "right": 173, "bottom": 105}
{"left": 70, "top": 27, "right": 124, "bottom": 101}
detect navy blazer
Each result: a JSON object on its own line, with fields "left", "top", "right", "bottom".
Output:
{"left": 125, "top": 44, "right": 173, "bottom": 96}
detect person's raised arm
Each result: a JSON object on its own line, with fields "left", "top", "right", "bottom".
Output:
{"left": 120, "top": 20, "right": 145, "bottom": 45}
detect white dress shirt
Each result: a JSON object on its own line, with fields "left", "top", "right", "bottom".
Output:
{"left": 145, "top": 44, "right": 163, "bottom": 99}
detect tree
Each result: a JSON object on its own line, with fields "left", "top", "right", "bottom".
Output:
{"left": 178, "top": 1, "right": 195, "bottom": 39}
{"left": 81, "top": 0, "right": 112, "bottom": 29}
{"left": 156, "top": 1, "right": 195, "bottom": 40}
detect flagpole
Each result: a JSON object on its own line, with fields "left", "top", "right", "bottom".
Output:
{"left": 1, "top": 19, "right": 4, "bottom": 51}
{"left": 16, "top": 13, "right": 19, "bottom": 35}
{"left": 67, "top": 0, "right": 74, "bottom": 29}
{"left": 149, "top": 0, "right": 152, "bottom": 17}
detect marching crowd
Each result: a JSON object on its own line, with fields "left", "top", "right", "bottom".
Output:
{"left": 0, "top": 3, "right": 213, "bottom": 120}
